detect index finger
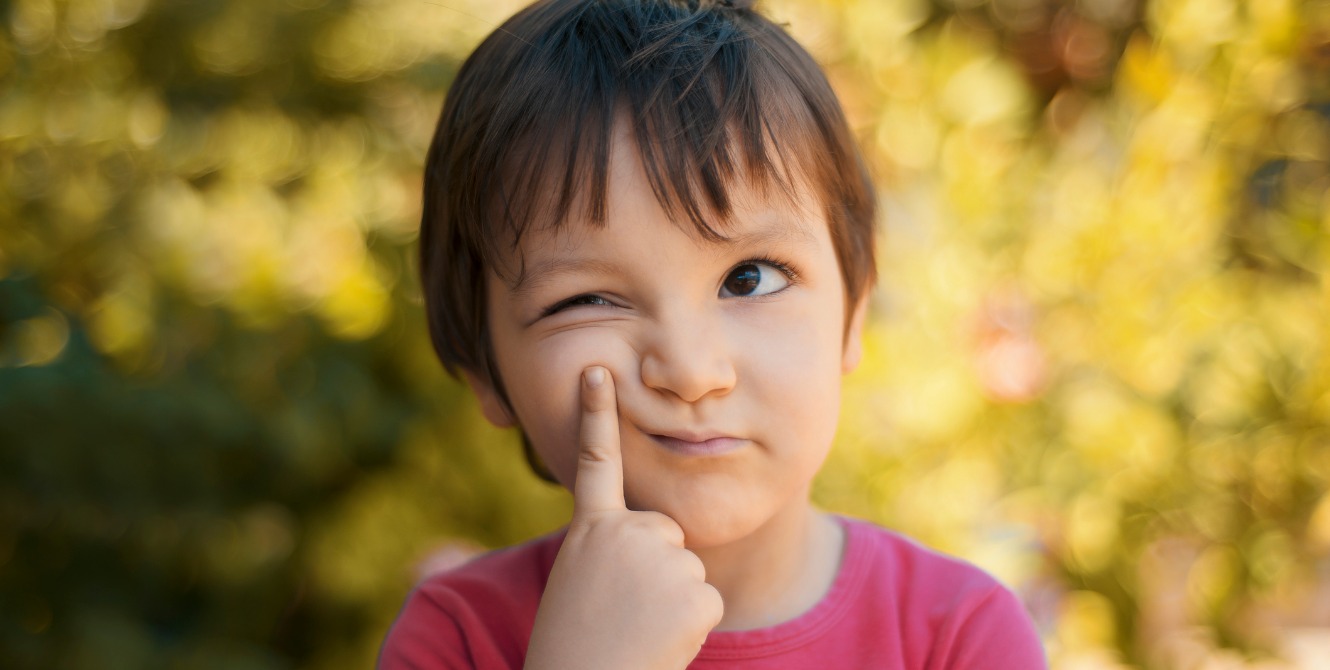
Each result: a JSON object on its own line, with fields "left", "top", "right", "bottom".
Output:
{"left": 573, "top": 366, "right": 625, "bottom": 516}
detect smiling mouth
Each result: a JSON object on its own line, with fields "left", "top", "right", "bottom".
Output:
{"left": 648, "top": 434, "right": 749, "bottom": 456}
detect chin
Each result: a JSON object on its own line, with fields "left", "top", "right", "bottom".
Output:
{"left": 653, "top": 498, "right": 777, "bottom": 550}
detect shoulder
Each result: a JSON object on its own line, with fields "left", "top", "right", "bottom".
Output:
{"left": 378, "top": 529, "right": 566, "bottom": 670}
{"left": 413, "top": 529, "right": 564, "bottom": 607}
{"left": 840, "top": 517, "right": 1048, "bottom": 669}
{"left": 846, "top": 517, "right": 1005, "bottom": 605}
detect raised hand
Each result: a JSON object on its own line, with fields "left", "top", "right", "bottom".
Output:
{"left": 523, "top": 367, "right": 724, "bottom": 670}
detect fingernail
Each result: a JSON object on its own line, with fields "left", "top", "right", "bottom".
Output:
{"left": 584, "top": 367, "right": 605, "bottom": 388}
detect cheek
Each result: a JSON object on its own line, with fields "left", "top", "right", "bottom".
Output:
{"left": 744, "top": 293, "right": 845, "bottom": 383}
{"left": 738, "top": 297, "right": 846, "bottom": 438}
{"left": 502, "top": 328, "right": 639, "bottom": 485}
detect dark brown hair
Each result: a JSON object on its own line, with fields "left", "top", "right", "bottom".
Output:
{"left": 420, "top": 0, "right": 876, "bottom": 477}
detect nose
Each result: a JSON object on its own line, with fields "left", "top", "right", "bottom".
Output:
{"left": 639, "top": 312, "right": 737, "bottom": 403}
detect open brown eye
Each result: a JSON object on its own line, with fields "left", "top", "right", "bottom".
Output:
{"left": 724, "top": 264, "right": 762, "bottom": 296}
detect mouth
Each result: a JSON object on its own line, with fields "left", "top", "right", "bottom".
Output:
{"left": 648, "top": 430, "right": 749, "bottom": 457}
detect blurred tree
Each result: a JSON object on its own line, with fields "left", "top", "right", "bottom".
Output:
{"left": 811, "top": 0, "right": 1330, "bottom": 666}
{"left": 1, "top": 1, "right": 569, "bottom": 668}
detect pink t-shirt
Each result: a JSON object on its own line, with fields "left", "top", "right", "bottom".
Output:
{"left": 379, "top": 516, "right": 1048, "bottom": 669}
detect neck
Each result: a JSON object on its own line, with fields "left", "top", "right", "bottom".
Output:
{"left": 691, "top": 499, "right": 844, "bottom": 631}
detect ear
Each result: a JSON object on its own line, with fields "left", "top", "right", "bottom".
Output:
{"left": 841, "top": 292, "right": 870, "bottom": 374}
{"left": 462, "top": 369, "right": 518, "bottom": 428}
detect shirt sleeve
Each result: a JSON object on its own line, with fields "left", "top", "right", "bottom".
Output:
{"left": 378, "top": 586, "right": 476, "bottom": 670}
{"left": 931, "top": 584, "right": 1048, "bottom": 670}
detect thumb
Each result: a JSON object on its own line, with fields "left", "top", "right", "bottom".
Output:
{"left": 573, "top": 366, "right": 625, "bottom": 516}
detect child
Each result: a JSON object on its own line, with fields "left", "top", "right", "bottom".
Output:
{"left": 381, "top": 0, "right": 1047, "bottom": 667}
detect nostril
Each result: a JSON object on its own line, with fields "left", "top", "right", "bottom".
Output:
{"left": 640, "top": 349, "right": 736, "bottom": 404}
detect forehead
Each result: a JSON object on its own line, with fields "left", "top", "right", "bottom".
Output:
{"left": 496, "top": 127, "right": 825, "bottom": 289}
{"left": 514, "top": 210, "right": 823, "bottom": 297}
{"left": 492, "top": 117, "right": 826, "bottom": 287}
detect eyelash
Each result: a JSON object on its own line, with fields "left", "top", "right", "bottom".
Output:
{"left": 745, "top": 255, "right": 800, "bottom": 287}
{"left": 541, "top": 294, "right": 614, "bottom": 317}
{"left": 539, "top": 256, "right": 800, "bottom": 318}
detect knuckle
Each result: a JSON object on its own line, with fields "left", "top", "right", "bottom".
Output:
{"left": 702, "top": 585, "right": 724, "bottom": 623}
{"left": 639, "top": 510, "right": 678, "bottom": 531}
{"left": 643, "top": 511, "right": 684, "bottom": 539}
{"left": 578, "top": 442, "right": 615, "bottom": 464}
{"left": 687, "top": 584, "right": 724, "bottom": 625}
{"left": 580, "top": 399, "right": 615, "bottom": 427}
{"left": 571, "top": 508, "right": 620, "bottom": 531}
{"left": 567, "top": 513, "right": 600, "bottom": 536}
{"left": 582, "top": 391, "right": 616, "bottom": 413}
{"left": 686, "top": 552, "right": 707, "bottom": 581}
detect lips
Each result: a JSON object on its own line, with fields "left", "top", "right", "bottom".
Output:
{"left": 648, "top": 430, "right": 748, "bottom": 456}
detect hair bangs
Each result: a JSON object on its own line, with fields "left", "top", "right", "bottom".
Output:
{"left": 478, "top": 0, "right": 827, "bottom": 285}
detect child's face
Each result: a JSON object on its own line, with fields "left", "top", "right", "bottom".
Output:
{"left": 469, "top": 127, "right": 867, "bottom": 549}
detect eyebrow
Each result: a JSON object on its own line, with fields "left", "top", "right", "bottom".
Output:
{"left": 508, "top": 215, "right": 821, "bottom": 299}
{"left": 509, "top": 256, "right": 623, "bottom": 300}
{"left": 723, "top": 218, "right": 820, "bottom": 252}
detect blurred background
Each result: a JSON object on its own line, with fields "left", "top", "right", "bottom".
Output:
{"left": 1, "top": 0, "right": 1328, "bottom": 667}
